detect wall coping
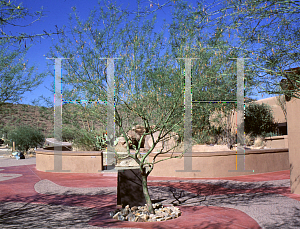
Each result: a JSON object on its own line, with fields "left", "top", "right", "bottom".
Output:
{"left": 265, "top": 135, "right": 288, "bottom": 140}
{"left": 36, "top": 148, "right": 103, "bottom": 156}
{"left": 149, "top": 148, "right": 289, "bottom": 158}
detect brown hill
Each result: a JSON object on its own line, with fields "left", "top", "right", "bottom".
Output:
{"left": 0, "top": 101, "right": 146, "bottom": 139}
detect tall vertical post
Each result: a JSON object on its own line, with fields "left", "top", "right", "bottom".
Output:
{"left": 46, "top": 58, "right": 70, "bottom": 172}
{"left": 176, "top": 58, "right": 201, "bottom": 172}
{"left": 106, "top": 58, "right": 115, "bottom": 166}
{"left": 99, "top": 58, "right": 121, "bottom": 170}
{"left": 229, "top": 58, "right": 253, "bottom": 173}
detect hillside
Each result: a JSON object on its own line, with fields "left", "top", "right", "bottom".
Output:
{"left": 0, "top": 101, "right": 147, "bottom": 139}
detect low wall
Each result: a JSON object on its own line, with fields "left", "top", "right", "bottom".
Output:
{"left": 36, "top": 149, "right": 103, "bottom": 173}
{"left": 148, "top": 148, "right": 289, "bottom": 178}
{"left": 265, "top": 135, "right": 288, "bottom": 148}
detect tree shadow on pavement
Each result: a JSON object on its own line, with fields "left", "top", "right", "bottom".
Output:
{"left": 0, "top": 192, "right": 115, "bottom": 228}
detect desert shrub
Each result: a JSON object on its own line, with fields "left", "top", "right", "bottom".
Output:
{"left": 62, "top": 126, "right": 78, "bottom": 142}
{"left": 8, "top": 125, "right": 45, "bottom": 152}
{"left": 72, "top": 129, "right": 106, "bottom": 151}
{"left": 254, "top": 136, "right": 266, "bottom": 147}
{"left": 245, "top": 133, "right": 254, "bottom": 146}
{"left": 0, "top": 124, "right": 10, "bottom": 140}
{"left": 72, "top": 129, "right": 95, "bottom": 151}
{"left": 245, "top": 103, "right": 277, "bottom": 138}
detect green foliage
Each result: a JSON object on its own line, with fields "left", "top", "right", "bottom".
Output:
{"left": 61, "top": 126, "right": 78, "bottom": 142}
{"left": 8, "top": 125, "right": 45, "bottom": 152}
{"left": 0, "top": 39, "right": 46, "bottom": 106}
{"left": 95, "top": 134, "right": 107, "bottom": 150}
{"left": 71, "top": 129, "right": 106, "bottom": 151}
{"left": 0, "top": 124, "right": 10, "bottom": 140}
{"left": 245, "top": 103, "right": 277, "bottom": 137}
{"left": 0, "top": 0, "right": 62, "bottom": 42}
{"left": 198, "top": 0, "right": 300, "bottom": 99}
{"left": 71, "top": 129, "right": 95, "bottom": 151}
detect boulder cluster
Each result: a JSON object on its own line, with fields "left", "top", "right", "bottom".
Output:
{"left": 110, "top": 203, "right": 181, "bottom": 222}
{"left": 116, "top": 124, "right": 180, "bottom": 151}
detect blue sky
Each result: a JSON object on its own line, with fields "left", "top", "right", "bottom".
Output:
{"left": 9, "top": 0, "right": 273, "bottom": 106}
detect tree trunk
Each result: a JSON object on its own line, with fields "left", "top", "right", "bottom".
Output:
{"left": 141, "top": 172, "right": 154, "bottom": 214}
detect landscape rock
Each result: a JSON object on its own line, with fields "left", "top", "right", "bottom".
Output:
{"left": 131, "top": 206, "right": 138, "bottom": 211}
{"left": 127, "top": 130, "right": 141, "bottom": 149}
{"left": 110, "top": 203, "right": 181, "bottom": 222}
{"left": 112, "top": 212, "right": 121, "bottom": 220}
{"left": 116, "top": 137, "right": 126, "bottom": 146}
{"left": 144, "top": 131, "right": 180, "bottom": 152}
{"left": 126, "top": 213, "right": 136, "bottom": 222}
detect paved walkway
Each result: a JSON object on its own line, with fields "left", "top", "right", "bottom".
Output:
{"left": 0, "top": 158, "right": 300, "bottom": 228}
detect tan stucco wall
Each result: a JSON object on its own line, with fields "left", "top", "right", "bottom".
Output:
{"left": 265, "top": 135, "right": 288, "bottom": 148}
{"left": 149, "top": 148, "right": 289, "bottom": 178}
{"left": 36, "top": 149, "right": 103, "bottom": 173}
{"left": 286, "top": 97, "right": 300, "bottom": 194}
{"left": 210, "top": 96, "right": 287, "bottom": 134}
{"left": 253, "top": 95, "right": 287, "bottom": 124}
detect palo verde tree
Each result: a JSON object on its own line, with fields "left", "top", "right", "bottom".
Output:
{"left": 0, "top": 0, "right": 63, "bottom": 105}
{"left": 48, "top": 0, "right": 185, "bottom": 214}
{"left": 0, "top": 0, "right": 63, "bottom": 130}
{"left": 192, "top": 0, "right": 300, "bottom": 99}
{"left": 0, "top": 40, "right": 45, "bottom": 107}
{"left": 0, "top": 0, "right": 62, "bottom": 43}
{"left": 47, "top": 0, "right": 265, "bottom": 213}
{"left": 166, "top": 0, "right": 258, "bottom": 145}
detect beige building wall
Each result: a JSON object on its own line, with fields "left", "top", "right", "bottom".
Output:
{"left": 286, "top": 97, "right": 300, "bottom": 194}
{"left": 253, "top": 95, "right": 287, "bottom": 124}
{"left": 209, "top": 95, "right": 287, "bottom": 136}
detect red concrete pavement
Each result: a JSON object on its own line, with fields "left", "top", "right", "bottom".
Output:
{"left": 0, "top": 164, "right": 298, "bottom": 228}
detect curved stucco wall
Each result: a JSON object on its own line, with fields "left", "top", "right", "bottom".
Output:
{"left": 36, "top": 149, "right": 103, "bottom": 173}
{"left": 148, "top": 148, "right": 289, "bottom": 178}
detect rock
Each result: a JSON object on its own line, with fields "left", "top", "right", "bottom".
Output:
{"left": 131, "top": 206, "right": 138, "bottom": 211}
{"left": 118, "top": 214, "right": 125, "bottom": 221}
{"left": 163, "top": 207, "right": 172, "bottom": 214}
{"left": 135, "top": 216, "right": 146, "bottom": 222}
{"left": 121, "top": 208, "right": 130, "bottom": 216}
{"left": 117, "top": 137, "right": 126, "bottom": 146}
{"left": 137, "top": 217, "right": 147, "bottom": 222}
{"left": 165, "top": 216, "right": 172, "bottom": 220}
{"left": 134, "top": 125, "right": 146, "bottom": 136}
{"left": 141, "top": 214, "right": 149, "bottom": 221}
{"left": 148, "top": 218, "right": 157, "bottom": 222}
{"left": 126, "top": 213, "right": 136, "bottom": 222}
{"left": 130, "top": 125, "right": 148, "bottom": 148}
{"left": 127, "top": 130, "right": 141, "bottom": 149}
{"left": 115, "top": 152, "right": 139, "bottom": 166}
{"left": 152, "top": 203, "right": 162, "bottom": 209}
{"left": 144, "top": 131, "right": 180, "bottom": 151}
{"left": 113, "top": 212, "right": 121, "bottom": 220}
{"left": 111, "top": 204, "right": 181, "bottom": 222}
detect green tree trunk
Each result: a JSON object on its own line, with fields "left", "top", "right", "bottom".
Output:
{"left": 141, "top": 170, "right": 154, "bottom": 214}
